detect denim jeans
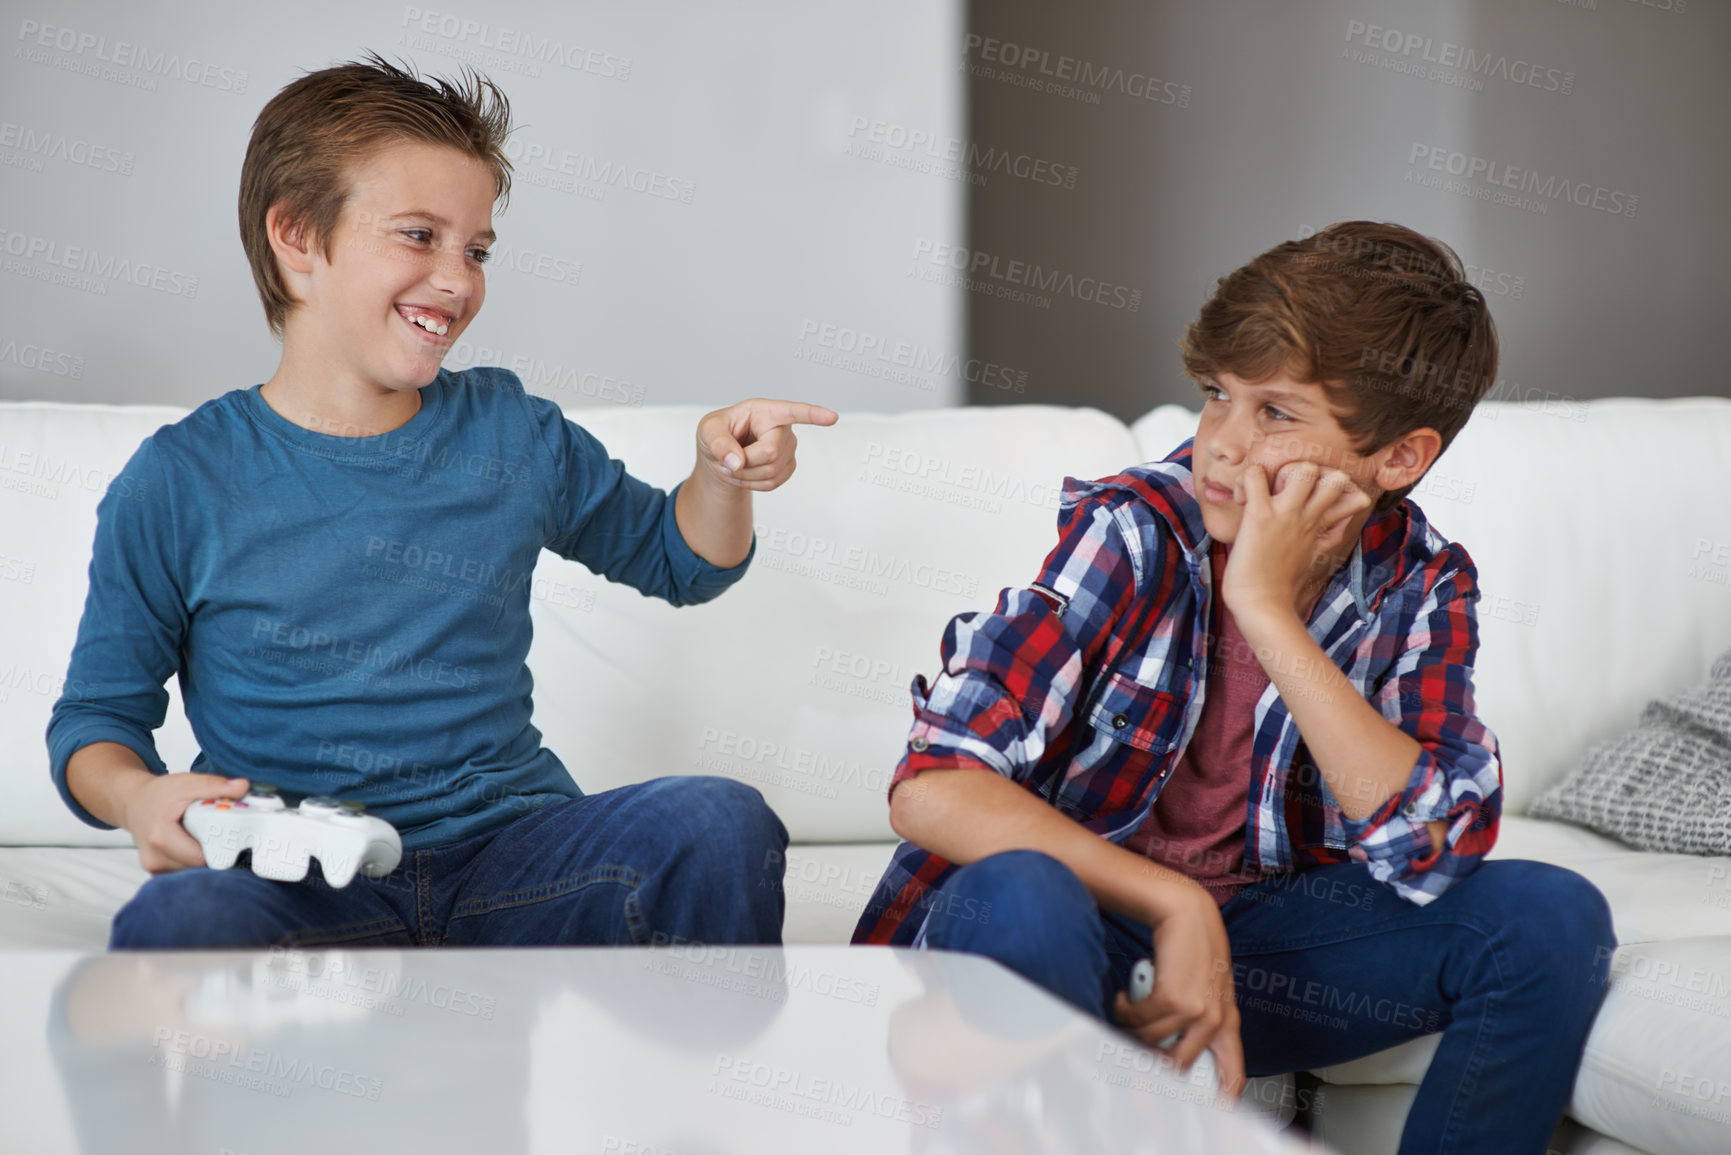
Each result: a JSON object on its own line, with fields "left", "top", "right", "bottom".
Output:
{"left": 918, "top": 850, "right": 1616, "bottom": 1155}
{"left": 110, "top": 776, "right": 788, "bottom": 949}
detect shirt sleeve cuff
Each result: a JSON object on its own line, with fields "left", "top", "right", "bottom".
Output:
{"left": 660, "top": 480, "right": 755, "bottom": 604}
{"left": 888, "top": 750, "right": 995, "bottom": 801}
{"left": 48, "top": 724, "right": 169, "bottom": 830}
{"left": 1342, "top": 747, "right": 1445, "bottom": 828}
{"left": 1340, "top": 747, "right": 1453, "bottom": 870}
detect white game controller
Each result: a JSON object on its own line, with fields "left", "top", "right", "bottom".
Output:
{"left": 184, "top": 784, "right": 402, "bottom": 888}
{"left": 1129, "top": 958, "right": 1221, "bottom": 1095}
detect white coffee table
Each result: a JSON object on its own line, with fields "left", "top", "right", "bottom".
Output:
{"left": 4, "top": 944, "right": 1325, "bottom": 1153}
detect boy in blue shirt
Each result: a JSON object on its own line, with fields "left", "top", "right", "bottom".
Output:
{"left": 48, "top": 56, "right": 834, "bottom": 950}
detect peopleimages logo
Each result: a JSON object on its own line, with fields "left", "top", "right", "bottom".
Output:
{"left": 859, "top": 441, "right": 1061, "bottom": 514}
{"left": 1406, "top": 144, "right": 1638, "bottom": 218}
{"left": 0, "top": 336, "right": 83, "bottom": 378}
{"left": 248, "top": 616, "right": 481, "bottom": 693}
{"left": 845, "top": 116, "right": 1079, "bottom": 189}
{"left": 0, "top": 227, "right": 200, "bottom": 297}
{"left": 151, "top": 1028, "right": 383, "bottom": 1100}
{"left": 710, "top": 1054, "right": 943, "bottom": 1130}
{"left": 400, "top": 7, "right": 631, "bottom": 79}
{"left": 0, "top": 438, "right": 134, "bottom": 496}
{"left": 796, "top": 319, "right": 1028, "bottom": 394}
{"left": 962, "top": 34, "right": 1192, "bottom": 107}
{"left": 503, "top": 136, "right": 696, "bottom": 204}
{"left": 15, "top": 19, "right": 249, "bottom": 93}
{"left": 909, "top": 239, "right": 1142, "bottom": 312}
{"left": 0, "top": 120, "right": 133, "bottom": 175}
{"left": 754, "top": 523, "right": 981, "bottom": 598}
{"left": 1343, "top": 20, "right": 1576, "bottom": 94}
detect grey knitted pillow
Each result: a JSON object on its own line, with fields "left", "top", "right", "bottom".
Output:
{"left": 1528, "top": 647, "right": 1731, "bottom": 855}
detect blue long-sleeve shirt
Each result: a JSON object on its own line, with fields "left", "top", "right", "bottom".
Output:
{"left": 47, "top": 367, "right": 751, "bottom": 850}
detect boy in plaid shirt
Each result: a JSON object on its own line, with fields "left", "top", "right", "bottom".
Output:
{"left": 855, "top": 222, "right": 1614, "bottom": 1152}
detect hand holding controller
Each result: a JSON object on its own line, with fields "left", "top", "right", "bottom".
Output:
{"left": 1129, "top": 958, "right": 1221, "bottom": 1094}
{"left": 183, "top": 783, "right": 402, "bottom": 888}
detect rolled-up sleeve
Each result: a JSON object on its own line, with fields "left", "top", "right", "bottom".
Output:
{"left": 1344, "top": 558, "right": 1503, "bottom": 903}
{"left": 891, "top": 484, "right": 1143, "bottom": 798}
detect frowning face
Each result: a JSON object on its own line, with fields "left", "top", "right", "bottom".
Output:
{"left": 1190, "top": 369, "right": 1386, "bottom": 547}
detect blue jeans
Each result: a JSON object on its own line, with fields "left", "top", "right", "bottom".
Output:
{"left": 110, "top": 776, "right": 788, "bottom": 949}
{"left": 919, "top": 850, "right": 1615, "bottom": 1155}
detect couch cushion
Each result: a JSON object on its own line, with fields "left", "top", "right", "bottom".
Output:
{"left": 1571, "top": 937, "right": 1731, "bottom": 1155}
{"left": 526, "top": 404, "right": 1140, "bottom": 842}
{"left": 783, "top": 843, "right": 898, "bottom": 945}
{"left": 0, "top": 847, "right": 146, "bottom": 950}
{"left": 0, "top": 402, "right": 199, "bottom": 847}
{"left": 1133, "top": 398, "right": 1731, "bottom": 818}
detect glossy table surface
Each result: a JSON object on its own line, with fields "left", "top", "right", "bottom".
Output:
{"left": 4, "top": 944, "right": 1323, "bottom": 1154}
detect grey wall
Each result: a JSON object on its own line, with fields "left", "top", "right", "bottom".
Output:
{"left": 0, "top": 0, "right": 965, "bottom": 412}
{"left": 964, "top": 0, "right": 1729, "bottom": 422}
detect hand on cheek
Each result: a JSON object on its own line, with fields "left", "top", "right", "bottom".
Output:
{"left": 1219, "top": 461, "right": 1373, "bottom": 620}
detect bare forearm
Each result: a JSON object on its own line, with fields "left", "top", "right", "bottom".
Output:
{"left": 890, "top": 766, "right": 1206, "bottom": 925}
{"left": 65, "top": 742, "right": 154, "bottom": 829}
{"left": 1234, "top": 608, "right": 1447, "bottom": 843}
{"left": 674, "top": 467, "right": 754, "bottom": 569}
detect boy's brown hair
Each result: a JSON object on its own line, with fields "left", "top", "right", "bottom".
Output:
{"left": 239, "top": 52, "right": 514, "bottom": 336}
{"left": 1180, "top": 221, "right": 1499, "bottom": 513}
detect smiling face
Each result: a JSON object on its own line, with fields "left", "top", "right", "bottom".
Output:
{"left": 282, "top": 140, "right": 496, "bottom": 397}
{"left": 1192, "top": 369, "right": 1390, "bottom": 548}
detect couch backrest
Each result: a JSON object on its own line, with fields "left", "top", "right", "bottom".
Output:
{"left": 524, "top": 405, "right": 1139, "bottom": 841}
{"left": 1134, "top": 398, "right": 1731, "bottom": 816}
{"left": 13, "top": 394, "right": 1723, "bottom": 847}
{"left": 0, "top": 399, "right": 1138, "bottom": 846}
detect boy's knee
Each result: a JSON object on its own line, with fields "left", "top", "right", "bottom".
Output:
{"left": 685, "top": 776, "right": 788, "bottom": 852}
{"left": 642, "top": 777, "right": 788, "bottom": 891}
{"left": 922, "top": 851, "right": 1108, "bottom": 1017}
{"left": 929, "top": 850, "right": 1096, "bottom": 944}
{"left": 952, "top": 849, "right": 1090, "bottom": 909}
{"left": 1488, "top": 861, "right": 1616, "bottom": 975}
{"left": 110, "top": 869, "right": 274, "bottom": 950}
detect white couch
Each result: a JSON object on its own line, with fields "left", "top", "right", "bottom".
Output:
{"left": 2, "top": 394, "right": 1728, "bottom": 1154}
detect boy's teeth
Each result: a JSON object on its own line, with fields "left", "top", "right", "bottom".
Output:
{"left": 408, "top": 313, "right": 449, "bottom": 335}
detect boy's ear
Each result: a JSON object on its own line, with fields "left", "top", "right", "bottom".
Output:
{"left": 1372, "top": 427, "right": 1443, "bottom": 493}
{"left": 265, "top": 204, "right": 318, "bottom": 276}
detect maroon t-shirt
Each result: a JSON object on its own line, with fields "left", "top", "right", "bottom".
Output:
{"left": 1124, "top": 540, "right": 1272, "bottom": 907}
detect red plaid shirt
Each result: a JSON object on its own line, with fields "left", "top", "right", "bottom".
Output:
{"left": 853, "top": 438, "right": 1503, "bottom": 946}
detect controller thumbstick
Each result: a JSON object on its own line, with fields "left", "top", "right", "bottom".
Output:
{"left": 244, "top": 781, "right": 285, "bottom": 810}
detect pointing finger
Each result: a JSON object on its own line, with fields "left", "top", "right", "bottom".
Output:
{"left": 745, "top": 400, "right": 839, "bottom": 434}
